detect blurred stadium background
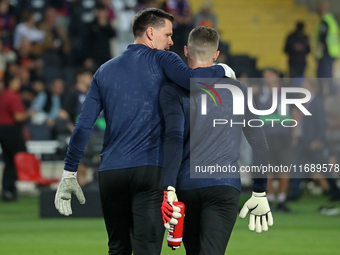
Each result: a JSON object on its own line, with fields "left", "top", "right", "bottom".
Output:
{"left": 1, "top": 0, "right": 340, "bottom": 254}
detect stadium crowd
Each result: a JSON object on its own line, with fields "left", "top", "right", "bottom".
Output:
{"left": 0, "top": 0, "right": 222, "bottom": 142}
{"left": 0, "top": 0, "right": 339, "bottom": 213}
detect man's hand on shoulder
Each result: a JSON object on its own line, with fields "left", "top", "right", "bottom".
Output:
{"left": 217, "top": 63, "right": 236, "bottom": 80}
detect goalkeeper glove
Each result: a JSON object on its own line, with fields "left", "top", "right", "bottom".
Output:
{"left": 217, "top": 63, "right": 236, "bottom": 80}
{"left": 161, "top": 186, "right": 182, "bottom": 229}
{"left": 239, "top": 192, "right": 274, "bottom": 233}
{"left": 54, "top": 170, "right": 86, "bottom": 216}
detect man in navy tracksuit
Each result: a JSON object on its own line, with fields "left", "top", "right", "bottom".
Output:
{"left": 54, "top": 8, "right": 233, "bottom": 255}
{"left": 160, "top": 26, "right": 273, "bottom": 255}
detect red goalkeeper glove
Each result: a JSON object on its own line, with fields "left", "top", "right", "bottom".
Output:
{"left": 161, "top": 186, "right": 182, "bottom": 229}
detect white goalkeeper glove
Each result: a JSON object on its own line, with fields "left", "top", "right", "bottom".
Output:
{"left": 161, "top": 186, "right": 182, "bottom": 229}
{"left": 239, "top": 192, "right": 273, "bottom": 233}
{"left": 54, "top": 170, "right": 86, "bottom": 216}
{"left": 217, "top": 63, "right": 237, "bottom": 80}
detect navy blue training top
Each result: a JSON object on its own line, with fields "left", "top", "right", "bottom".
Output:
{"left": 64, "top": 44, "right": 225, "bottom": 172}
{"left": 160, "top": 78, "right": 269, "bottom": 192}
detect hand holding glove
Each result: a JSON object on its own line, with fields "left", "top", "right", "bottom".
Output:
{"left": 217, "top": 63, "right": 236, "bottom": 80}
{"left": 161, "top": 186, "right": 182, "bottom": 229}
{"left": 239, "top": 192, "right": 274, "bottom": 233}
{"left": 54, "top": 170, "right": 86, "bottom": 216}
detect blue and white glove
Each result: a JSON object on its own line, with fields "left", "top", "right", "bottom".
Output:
{"left": 217, "top": 63, "right": 236, "bottom": 80}
{"left": 55, "top": 170, "right": 86, "bottom": 216}
{"left": 239, "top": 192, "right": 274, "bottom": 233}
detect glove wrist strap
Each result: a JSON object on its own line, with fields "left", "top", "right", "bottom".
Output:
{"left": 63, "top": 170, "right": 77, "bottom": 178}
{"left": 252, "top": 191, "right": 266, "bottom": 197}
{"left": 167, "top": 186, "right": 176, "bottom": 192}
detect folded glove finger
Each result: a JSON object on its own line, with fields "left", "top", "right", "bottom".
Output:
{"left": 262, "top": 215, "right": 268, "bottom": 231}
{"left": 239, "top": 204, "right": 249, "bottom": 218}
{"left": 164, "top": 222, "right": 170, "bottom": 229}
{"left": 65, "top": 199, "right": 73, "bottom": 216}
{"left": 75, "top": 185, "right": 86, "bottom": 204}
{"left": 63, "top": 199, "right": 71, "bottom": 216}
{"left": 248, "top": 214, "right": 255, "bottom": 231}
{"left": 169, "top": 217, "right": 178, "bottom": 225}
{"left": 58, "top": 198, "right": 66, "bottom": 215}
{"left": 255, "top": 216, "right": 262, "bottom": 233}
{"left": 172, "top": 204, "right": 181, "bottom": 213}
{"left": 55, "top": 191, "right": 60, "bottom": 210}
{"left": 267, "top": 211, "right": 274, "bottom": 226}
{"left": 172, "top": 211, "right": 182, "bottom": 219}
{"left": 68, "top": 201, "right": 73, "bottom": 215}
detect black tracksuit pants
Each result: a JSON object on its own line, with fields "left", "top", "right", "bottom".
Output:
{"left": 177, "top": 185, "right": 240, "bottom": 255}
{"left": 0, "top": 125, "right": 26, "bottom": 196}
{"left": 98, "top": 166, "right": 164, "bottom": 255}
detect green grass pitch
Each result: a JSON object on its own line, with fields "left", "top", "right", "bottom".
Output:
{"left": 0, "top": 195, "right": 339, "bottom": 255}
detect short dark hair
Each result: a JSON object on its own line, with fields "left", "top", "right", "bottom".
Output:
{"left": 187, "top": 26, "right": 219, "bottom": 59}
{"left": 4, "top": 75, "right": 16, "bottom": 88}
{"left": 296, "top": 21, "right": 304, "bottom": 31}
{"left": 21, "top": 11, "right": 34, "bottom": 22}
{"left": 95, "top": 3, "right": 106, "bottom": 11}
{"left": 76, "top": 68, "right": 93, "bottom": 77}
{"left": 132, "top": 8, "right": 174, "bottom": 38}
{"left": 262, "top": 68, "right": 282, "bottom": 78}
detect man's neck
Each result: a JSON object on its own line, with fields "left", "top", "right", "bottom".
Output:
{"left": 134, "top": 38, "right": 153, "bottom": 49}
{"left": 188, "top": 58, "right": 213, "bottom": 69}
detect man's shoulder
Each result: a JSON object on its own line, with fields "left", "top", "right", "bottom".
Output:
{"left": 155, "top": 49, "right": 178, "bottom": 57}
{"left": 154, "top": 49, "right": 179, "bottom": 62}
{"left": 287, "top": 32, "right": 295, "bottom": 39}
{"left": 215, "top": 77, "right": 247, "bottom": 91}
{"left": 4, "top": 89, "right": 19, "bottom": 99}
{"left": 0, "top": 90, "right": 10, "bottom": 101}
{"left": 3, "top": 90, "right": 20, "bottom": 104}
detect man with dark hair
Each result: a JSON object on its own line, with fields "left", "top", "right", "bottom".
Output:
{"left": 163, "top": 0, "right": 192, "bottom": 60}
{"left": 132, "top": 8, "right": 174, "bottom": 38}
{"left": 62, "top": 68, "right": 93, "bottom": 124}
{"left": 284, "top": 21, "right": 310, "bottom": 78}
{"left": 84, "top": 3, "right": 116, "bottom": 68}
{"left": 316, "top": 0, "right": 340, "bottom": 79}
{"left": 254, "top": 68, "right": 292, "bottom": 212}
{"left": 61, "top": 68, "right": 93, "bottom": 187}
{"left": 54, "top": 8, "right": 234, "bottom": 255}
{"left": 0, "top": 76, "right": 28, "bottom": 201}
{"left": 160, "top": 26, "right": 272, "bottom": 255}
{"left": 315, "top": 0, "right": 340, "bottom": 95}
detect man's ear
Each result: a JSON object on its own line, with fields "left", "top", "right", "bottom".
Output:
{"left": 184, "top": 46, "right": 188, "bottom": 57}
{"left": 146, "top": 27, "right": 154, "bottom": 41}
{"left": 213, "top": 50, "right": 220, "bottom": 61}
